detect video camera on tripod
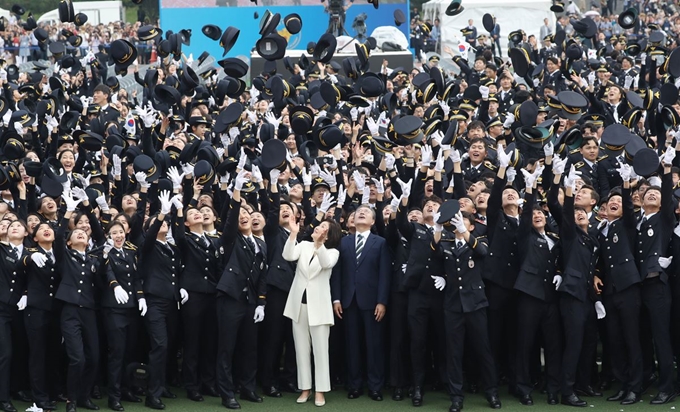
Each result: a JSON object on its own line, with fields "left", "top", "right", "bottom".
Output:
{"left": 327, "top": 0, "right": 344, "bottom": 18}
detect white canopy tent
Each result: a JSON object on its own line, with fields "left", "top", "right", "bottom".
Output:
{"left": 422, "top": 0, "right": 555, "bottom": 61}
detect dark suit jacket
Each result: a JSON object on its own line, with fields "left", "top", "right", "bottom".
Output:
{"left": 436, "top": 234, "right": 489, "bottom": 313}
{"left": 331, "top": 233, "right": 391, "bottom": 311}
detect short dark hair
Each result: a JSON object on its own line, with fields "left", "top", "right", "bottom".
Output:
{"left": 468, "top": 120, "right": 485, "bottom": 131}
{"left": 323, "top": 219, "right": 343, "bottom": 249}
{"left": 580, "top": 135, "right": 598, "bottom": 148}
{"left": 93, "top": 84, "right": 111, "bottom": 97}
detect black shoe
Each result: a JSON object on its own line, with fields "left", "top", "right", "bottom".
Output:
{"left": 76, "top": 400, "right": 99, "bottom": 410}
{"left": 107, "top": 399, "right": 124, "bottom": 411}
{"left": 449, "top": 401, "right": 463, "bottom": 412}
{"left": 121, "top": 390, "right": 141, "bottom": 403}
{"left": 221, "top": 398, "right": 241, "bottom": 409}
{"left": 187, "top": 390, "right": 204, "bottom": 402}
{"left": 0, "top": 401, "right": 16, "bottom": 412}
{"left": 280, "top": 381, "right": 301, "bottom": 394}
{"left": 144, "top": 397, "right": 165, "bottom": 410}
{"left": 239, "top": 390, "right": 262, "bottom": 403}
{"left": 620, "top": 391, "right": 640, "bottom": 405}
{"left": 642, "top": 374, "right": 658, "bottom": 394}
{"left": 547, "top": 393, "right": 559, "bottom": 405}
{"left": 574, "top": 385, "right": 602, "bottom": 397}
{"left": 36, "top": 401, "right": 58, "bottom": 410}
{"left": 561, "top": 393, "right": 587, "bottom": 407}
{"left": 392, "top": 388, "right": 404, "bottom": 401}
{"left": 13, "top": 391, "right": 32, "bottom": 403}
{"left": 90, "top": 387, "right": 101, "bottom": 400}
{"left": 368, "top": 390, "right": 383, "bottom": 401}
{"left": 160, "top": 390, "right": 175, "bottom": 400}
{"left": 468, "top": 382, "right": 479, "bottom": 394}
{"left": 650, "top": 391, "right": 677, "bottom": 405}
{"left": 412, "top": 387, "right": 423, "bottom": 406}
{"left": 66, "top": 402, "right": 76, "bottom": 412}
{"left": 606, "top": 390, "right": 627, "bottom": 401}
{"left": 201, "top": 386, "right": 219, "bottom": 398}
{"left": 487, "top": 394, "right": 502, "bottom": 409}
{"left": 262, "top": 386, "right": 281, "bottom": 398}
{"left": 520, "top": 394, "right": 533, "bottom": 405}
{"left": 347, "top": 389, "right": 363, "bottom": 399}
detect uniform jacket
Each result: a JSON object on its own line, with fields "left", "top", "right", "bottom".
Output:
{"left": 101, "top": 245, "right": 143, "bottom": 308}
{"left": 436, "top": 233, "right": 489, "bottom": 313}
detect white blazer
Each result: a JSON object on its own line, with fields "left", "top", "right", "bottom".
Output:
{"left": 282, "top": 239, "right": 339, "bottom": 327}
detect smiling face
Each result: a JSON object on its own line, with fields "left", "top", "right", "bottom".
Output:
{"left": 109, "top": 224, "right": 126, "bottom": 248}
{"left": 7, "top": 220, "right": 26, "bottom": 242}
{"left": 238, "top": 208, "right": 252, "bottom": 234}
{"left": 532, "top": 209, "right": 546, "bottom": 231}
{"left": 574, "top": 208, "right": 589, "bottom": 227}
{"left": 422, "top": 199, "right": 440, "bottom": 221}
{"left": 468, "top": 141, "right": 486, "bottom": 165}
{"left": 186, "top": 208, "right": 204, "bottom": 226}
{"left": 354, "top": 205, "right": 375, "bottom": 229}
{"left": 643, "top": 187, "right": 661, "bottom": 210}
{"left": 33, "top": 222, "right": 54, "bottom": 244}
{"left": 279, "top": 203, "right": 296, "bottom": 226}
{"left": 75, "top": 214, "right": 92, "bottom": 235}
{"left": 122, "top": 194, "right": 137, "bottom": 211}
{"left": 251, "top": 212, "right": 264, "bottom": 232}
{"left": 607, "top": 195, "right": 623, "bottom": 220}
{"left": 200, "top": 206, "right": 217, "bottom": 226}
{"left": 115, "top": 215, "right": 130, "bottom": 233}
{"left": 68, "top": 228, "right": 89, "bottom": 248}
{"left": 40, "top": 197, "right": 57, "bottom": 215}
{"left": 502, "top": 187, "right": 518, "bottom": 208}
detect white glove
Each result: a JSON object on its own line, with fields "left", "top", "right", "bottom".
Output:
{"left": 449, "top": 149, "right": 461, "bottom": 163}
{"left": 588, "top": 72, "right": 596, "bottom": 86}
{"left": 112, "top": 154, "right": 122, "bottom": 178}
{"left": 309, "top": 163, "right": 321, "bottom": 177}
{"left": 431, "top": 276, "right": 446, "bottom": 291}
{"left": 72, "top": 187, "right": 88, "bottom": 203}
{"left": 91, "top": 191, "right": 108, "bottom": 212}
{"left": 134, "top": 171, "right": 150, "bottom": 188}
{"left": 624, "top": 75, "right": 634, "bottom": 89}
{"left": 246, "top": 110, "right": 258, "bottom": 124}
{"left": 431, "top": 130, "right": 445, "bottom": 145}
{"left": 440, "top": 101, "right": 450, "bottom": 117}
{"left": 384, "top": 154, "right": 396, "bottom": 170}
{"left": 216, "top": 147, "right": 225, "bottom": 159}
{"left": 350, "top": 107, "right": 358, "bottom": 122}
{"left": 171, "top": 194, "right": 183, "bottom": 210}
{"left": 181, "top": 162, "right": 194, "bottom": 177}
{"left": 159, "top": 190, "right": 172, "bottom": 215}
{"left": 319, "top": 170, "right": 337, "bottom": 188}
{"left": 420, "top": 145, "right": 433, "bottom": 165}
{"left": 616, "top": 163, "right": 632, "bottom": 182}
{"left": 564, "top": 165, "right": 581, "bottom": 191}
{"left": 372, "top": 177, "right": 385, "bottom": 194}
{"left": 138, "top": 298, "right": 147, "bottom": 316}
{"left": 661, "top": 148, "right": 676, "bottom": 166}
{"left": 269, "top": 168, "right": 281, "bottom": 183}
{"left": 659, "top": 256, "right": 673, "bottom": 269}
{"left": 254, "top": 305, "right": 265, "bottom": 323}
{"left": 302, "top": 168, "right": 312, "bottom": 186}
{"left": 553, "top": 274, "right": 563, "bottom": 290}
{"left": 595, "top": 301, "right": 606, "bottom": 319}
{"left": 390, "top": 192, "right": 400, "bottom": 211}
{"left": 251, "top": 165, "right": 263, "bottom": 183}
{"left": 552, "top": 154, "right": 567, "bottom": 175}
{"left": 167, "top": 166, "right": 184, "bottom": 190}
{"left": 234, "top": 169, "right": 249, "bottom": 191}
{"left": 13, "top": 122, "right": 25, "bottom": 135}
{"left": 317, "top": 110, "right": 327, "bottom": 119}
{"left": 674, "top": 223, "right": 680, "bottom": 238}
{"left": 479, "top": 85, "right": 490, "bottom": 99}
{"left": 533, "top": 78, "right": 541, "bottom": 88}
{"left": 502, "top": 113, "right": 515, "bottom": 129}
{"left": 497, "top": 148, "right": 512, "bottom": 168}
{"left": 337, "top": 185, "right": 347, "bottom": 207}
{"left": 237, "top": 148, "right": 248, "bottom": 171}
{"left": 45, "top": 115, "right": 59, "bottom": 130}
{"left": 180, "top": 288, "right": 189, "bottom": 305}
{"left": 352, "top": 170, "right": 366, "bottom": 191}
{"left": 31, "top": 253, "right": 48, "bottom": 268}
{"left": 521, "top": 168, "right": 538, "bottom": 188}
{"left": 80, "top": 95, "right": 90, "bottom": 110}
{"left": 114, "top": 285, "right": 129, "bottom": 305}
{"left": 318, "top": 191, "right": 336, "bottom": 213}
{"left": 451, "top": 211, "right": 467, "bottom": 234}
{"left": 434, "top": 150, "right": 445, "bottom": 173}
{"left": 506, "top": 166, "right": 517, "bottom": 184}
{"left": 397, "top": 178, "right": 412, "bottom": 199}
{"left": 265, "top": 112, "right": 280, "bottom": 129}
{"left": 103, "top": 238, "right": 115, "bottom": 257}
{"left": 17, "top": 295, "right": 27, "bottom": 310}
{"left": 366, "top": 117, "right": 379, "bottom": 136}
{"left": 63, "top": 190, "right": 83, "bottom": 212}
{"left": 361, "top": 186, "right": 370, "bottom": 205}
{"left": 229, "top": 127, "right": 240, "bottom": 142}
{"left": 543, "top": 141, "right": 554, "bottom": 157}
{"left": 433, "top": 211, "right": 443, "bottom": 233}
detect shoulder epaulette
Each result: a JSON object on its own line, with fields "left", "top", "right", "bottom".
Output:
{"left": 569, "top": 148, "right": 579, "bottom": 154}
{"left": 26, "top": 247, "right": 38, "bottom": 252}
{"left": 484, "top": 160, "right": 498, "bottom": 170}
{"left": 547, "top": 232, "right": 559, "bottom": 239}
{"left": 575, "top": 161, "right": 585, "bottom": 168}
{"left": 597, "top": 154, "right": 609, "bottom": 161}
{"left": 206, "top": 232, "right": 219, "bottom": 238}
{"left": 124, "top": 241, "right": 138, "bottom": 250}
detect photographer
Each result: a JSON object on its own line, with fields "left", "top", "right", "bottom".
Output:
{"left": 325, "top": 0, "right": 353, "bottom": 37}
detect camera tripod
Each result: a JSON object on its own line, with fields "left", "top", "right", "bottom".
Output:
{"left": 327, "top": 10, "right": 350, "bottom": 38}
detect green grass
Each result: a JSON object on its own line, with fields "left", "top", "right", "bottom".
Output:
{"left": 11, "top": 387, "right": 680, "bottom": 411}
{"left": 124, "top": 6, "right": 138, "bottom": 24}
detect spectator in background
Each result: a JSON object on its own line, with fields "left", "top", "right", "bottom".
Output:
{"left": 431, "top": 19, "right": 441, "bottom": 54}
{"left": 540, "top": 18, "right": 552, "bottom": 43}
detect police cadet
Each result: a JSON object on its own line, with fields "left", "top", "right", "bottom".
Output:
{"left": 22, "top": 222, "right": 61, "bottom": 412}
{"left": 595, "top": 163, "right": 643, "bottom": 405}
{"left": 55, "top": 191, "right": 102, "bottom": 412}
{"left": 174, "top": 175, "right": 223, "bottom": 402}
{"left": 139, "top": 190, "right": 182, "bottom": 410}
{"left": 574, "top": 136, "right": 609, "bottom": 198}
{"left": 552, "top": 161, "right": 601, "bottom": 407}
{"left": 513, "top": 164, "right": 562, "bottom": 406}
{"left": 633, "top": 148, "right": 676, "bottom": 405}
{"left": 100, "top": 220, "right": 145, "bottom": 412}
{"left": 432, "top": 201, "right": 501, "bottom": 412}
{"left": 216, "top": 170, "right": 268, "bottom": 410}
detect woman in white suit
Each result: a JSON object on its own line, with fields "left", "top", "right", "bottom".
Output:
{"left": 282, "top": 216, "right": 342, "bottom": 407}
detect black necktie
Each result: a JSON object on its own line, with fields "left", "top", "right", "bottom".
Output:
{"left": 247, "top": 237, "right": 257, "bottom": 254}
{"left": 10, "top": 247, "right": 18, "bottom": 260}
{"left": 201, "top": 235, "right": 210, "bottom": 248}
{"left": 457, "top": 240, "right": 464, "bottom": 249}
{"left": 46, "top": 250, "right": 54, "bottom": 264}
{"left": 163, "top": 243, "right": 174, "bottom": 256}
{"left": 355, "top": 234, "right": 365, "bottom": 262}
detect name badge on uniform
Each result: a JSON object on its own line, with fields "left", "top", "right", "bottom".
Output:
{"left": 648, "top": 228, "right": 654, "bottom": 237}
{"left": 5, "top": 256, "right": 15, "bottom": 263}
{"left": 468, "top": 259, "right": 475, "bottom": 268}
{"left": 416, "top": 228, "right": 427, "bottom": 235}
{"left": 220, "top": 246, "right": 224, "bottom": 255}
{"left": 613, "top": 234, "right": 619, "bottom": 243}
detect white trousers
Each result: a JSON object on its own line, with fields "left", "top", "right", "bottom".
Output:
{"left": 292, "top": 303, "right": 331, "bottom": 392}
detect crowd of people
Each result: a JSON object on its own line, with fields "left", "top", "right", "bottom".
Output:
{"left": 2, "top": 1, "right": 680, "bottom": 412}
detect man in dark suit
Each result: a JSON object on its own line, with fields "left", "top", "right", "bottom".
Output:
{"left": 216, "top": 171, "right": 268, "bottom": 410}
{"left": 331, "top": 204, "right": 391, "bottom": 402}
{"left": 596, "top": 164, "right": 643, "bottom": 405}
{"left": 634, "top": 149, "right": 676, "bottom": 405}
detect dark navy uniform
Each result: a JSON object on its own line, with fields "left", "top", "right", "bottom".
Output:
{"left": 462, "top": 159, "right": 497, "bottom": 183}
{"left": 574, "top": 159, "right": 609, "bottom": 198}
